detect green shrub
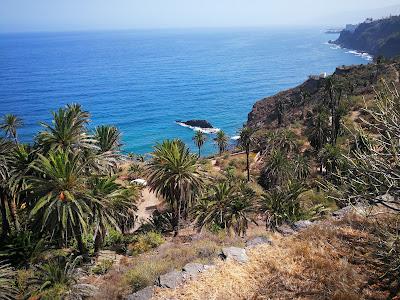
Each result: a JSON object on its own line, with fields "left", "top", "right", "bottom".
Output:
{"left": 127, "top": 232, "right": 164, "bottom": 256}
{"left": 92, "top": 259, "right": 114, "bottom": 275}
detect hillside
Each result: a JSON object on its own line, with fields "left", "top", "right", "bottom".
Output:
{"left": 247, "top": 59, "right": 400, "bottom": 129}
{"left": 332, "top": 15, "right": 400, "bottom": 58}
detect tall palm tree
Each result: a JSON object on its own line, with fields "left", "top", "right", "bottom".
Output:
{"left": 193, "top": 131, "right": 207, "bottom": 157}
{"left": 214, "top": 130, "right": 229, "bottom": 155}
{"left": 238, "top": 126, "right": 254, "bottom": 182}
{"left": 36, "top": 104, "right": 94, "bottom": 153}
{"left": 0, "top": 114, "right": 23, "bottom": 143}
{"left": 89, "top": 176, "right": 138, "bottom": 254}
{"left": 29, "top": 149, "right": 92, "bottom": 254}
{"left": 146, "top": 140, "right": 202, "bottom": 236}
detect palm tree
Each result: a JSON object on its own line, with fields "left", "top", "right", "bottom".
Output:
{"left": 238, "top": 126, "right": 254, "bottom": 182}
{"left": 0, "top": 114, "right": 23, "bottom": 143}
{"left": 29, "top": 149, "right": 92, "bottom": 254}
{"left": 193, "top": 181, "right": 256, "bottom": 236}
{"left": 93, "top": 125, "right": 122, "bottom": 173}
{"left": 0, "top": 262, "right": 17, "bottom": 300}
{"left": 214, "top": 130, "right": 229, "bottom": 155}
{"left": 306, "top": 110, "right": 330, "bottom": 152}
{"left": 0, "top": 138, "right": 13, "bottom": 239}
{"left": 259, "top": 150, "right": 292, "bottom": 189}
{"left": 36, "top": 104, "right": 94, "bottom": 153}
{"left": 318, "top": 144, "right": 344, "bottom": 176}
{"left": 259, "top": 182, "right": 305, "bottom": 230}
{"left": 89, "top": 176, "right": 138, "bottom": 254}
{"left": 193, "top": 131, "right": 207, "bottom": 157}
{"left": 146, "top": 139, "right": 202, "bottom": 236}
{"left": 293, "top": 154, "right": 310, "bottom": 180}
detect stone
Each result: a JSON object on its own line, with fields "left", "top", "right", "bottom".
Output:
{"left": 176, "top": 119, "right": 213, "bottom": 129}
{"left": 293, "top": 220, "right": 313, "bottom": 231}
{"left": 276, "top": 224, "right": 295, "bottom": 236}
{"left": 126, "top": 286, "right": 155, "bottom": 300}
{"left": 183, "top": 263, "right": 205, "bottom": 274}
{"left": 245, "top": 236, "right": 272, "bottom": 248}
{"left": 220, "top": 247, "right": 248, "bottom": 263}
{"left": 332, "top": 206, "right": 352, "bottom": 218}
{"left": 157, "top": 270, "right": 185, "bottom": 288}
{"left": 65, "top": 284, "right": 99, "bottom": 300}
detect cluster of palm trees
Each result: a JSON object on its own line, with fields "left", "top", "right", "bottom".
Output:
{"left": 0, "top": 104, "right": 138, "bottom": 255}
{"left": 192, "top": 130, "right": 229, "bottom": 157}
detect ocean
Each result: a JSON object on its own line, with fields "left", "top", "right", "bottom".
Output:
{"left": 0, "top": 28, "right": 369, "bottom": 155}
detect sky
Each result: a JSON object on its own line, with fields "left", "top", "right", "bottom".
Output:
{"left": 1, "top": 0, "right": 400, "bottom": 33}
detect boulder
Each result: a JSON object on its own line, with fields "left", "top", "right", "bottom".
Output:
{"left": 178, "top": 120, "right": 213, "bottom": 129}
{"left": 182, "top": 262, "right": 206, "bottom": 277}
{"left": 245, "top": 236, "right": 272, "bottom": 249}
{"left": 157, "top": 270, "right": 185, "bottom": 288}
{"left": 126, "top": 286, "right": 155, "bottom": 300}
{"left": 332, "top": 206, "right": 352, "bottom": 218}
{"left": 65, "top": 284, "right": 99, "bottom": 300}
{"left": 293, "top": 220, "right": 313, "bottom": 231}
{"left": 276, "top": 224, "right": 295, "bottom": 236}
{"left": 220, "top": 247, "right": 248, "bottom": 263}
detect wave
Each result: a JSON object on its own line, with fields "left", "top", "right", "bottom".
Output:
{"left": 231, "top": 135, "right": 240, "bottom": 141}
{"left": 176, "top": 121, "right": 220, "bottom": 134}
{"left": 344, "top": 49, "right": 373, "bottom": 61}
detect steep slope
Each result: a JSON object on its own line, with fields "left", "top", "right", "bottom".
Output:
{"left": 247, "top": 60, "right": 400, "bottom": 129}
{"left": 333, "top": 15, "right": 400, "bottom": 58}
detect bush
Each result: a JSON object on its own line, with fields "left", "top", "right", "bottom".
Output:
{"left": 92, "top": 259, "right": 114, "bottom": 275}
{"left": 127, "top": 232, "right": 164, "bottom": 256}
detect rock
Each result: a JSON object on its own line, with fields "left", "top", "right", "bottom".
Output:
{"left": 65, "top": 284, "right": 99, "bottom": 300}
{"left": 276, "top": 224, "right": 295, "bottom": 236}
{"left": 245, "top": 236, "right": 272, "bottom": 248}
{"left": 293, "top": 220, "right": 313, "bottom": 231}
{"left": 332, "top": 206, "right": 352, "bottom": 218}
{"left": 126, "top": 286, "right": 155, "bottom": 300}
{"left": 157, "top": 270, "right": 185, "bottom": 288}
{"left": 177, "top": 119, "right": 213, "bottom": 129}
{"left": 182, "top": 263, "right": 206, "bottom": 277}
{"left": 220, "top": 247, "right": 248, "bottom": 263}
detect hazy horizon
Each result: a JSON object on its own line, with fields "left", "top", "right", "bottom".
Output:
{"left": 1, "top": 0, "right": 400, "bottom": 33}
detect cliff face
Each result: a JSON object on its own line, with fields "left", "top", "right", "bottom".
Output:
{"left": 247, "top": 61, "right": 400, "bottom": 129}
{"left": 333, "top": 16, "right": 400, "bottom": 58}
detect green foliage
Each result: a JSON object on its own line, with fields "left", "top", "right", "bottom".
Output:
{"left": 92, "top": 259, "right": 113, "bottom": 275}
{"left": 0, "top": 114, "right": 23, "bottom": 142}
{"left": 259, "top": 150, "right": 292, "bottom": 189}
{"left": 146, "top": 139, "right": 203, "bottom": 236}
{"left": 127, "top": 232, "right": 164, "bottom": 256}
{"left": 193, "top": 131, "right": 207, "bottom": 157}
{"left": 193, "top": 180, "right": 257, "bottom": 236}
{"left": 259, "top": 182, "right": 306, "bottom": 230}
{"left": 306, "top": 108, "right": 330, "bottom": 151}
{"left": 214, "top": 130, "right": 229, "bottom": 155}
{"left": 0, "top": 262, "right": 17, "bottom": 300}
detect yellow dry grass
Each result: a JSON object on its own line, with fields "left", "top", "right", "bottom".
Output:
{"left": 154, "top": 213, "right": 396, "bottom": 300}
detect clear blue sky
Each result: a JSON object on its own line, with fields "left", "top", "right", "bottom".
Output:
{"left": 1, "top": 0, "right": 400, "bottom": 33}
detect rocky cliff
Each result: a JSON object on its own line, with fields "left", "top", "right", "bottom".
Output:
{"left": 333, "top": 15, "right": 400, "bottom": 58}
{"left": 247, "top": 60, "right": 400, "bottom": 129}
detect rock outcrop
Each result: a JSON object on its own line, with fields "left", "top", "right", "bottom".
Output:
{"left": 220, "top": 247, "right": 248, "bottom": 263}
{"left": 176, "top": 119, "right": 214, "bottom": 129}
{"left": 332, "top": 15, "right": 400, "bottom": 59}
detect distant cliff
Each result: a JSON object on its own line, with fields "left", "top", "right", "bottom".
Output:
{"left": 333, "top": 15, "right": 400, "bottom": 58}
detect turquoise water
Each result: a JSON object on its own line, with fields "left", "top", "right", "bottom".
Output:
{"left": 0, "top": 28, "right": 368, "bottom": 155}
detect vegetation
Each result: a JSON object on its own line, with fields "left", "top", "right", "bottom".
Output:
{"left": 214, "top": 130, "right": 229, "bottom": 155}
{"left": 192, "top": 131, "right": 207, "bottom": 157}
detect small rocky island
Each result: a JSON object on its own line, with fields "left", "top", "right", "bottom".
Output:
{"left": 176, "top": 119, "right": 214, "bottom": 129}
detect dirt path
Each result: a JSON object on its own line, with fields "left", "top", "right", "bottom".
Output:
{"left": 132, "top": 188, "right": 163, "bottom": 232}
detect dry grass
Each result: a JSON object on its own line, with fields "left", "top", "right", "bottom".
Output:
{"left": 154, "top": 212, "right": 399, "bottom": 300}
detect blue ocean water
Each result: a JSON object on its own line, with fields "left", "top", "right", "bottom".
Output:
{"left": 0, "top": 28, "right": 368, "bottom": 155}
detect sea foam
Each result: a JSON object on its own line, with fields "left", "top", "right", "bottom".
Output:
{"left": 175, "top": 121, "right": 220, "bottom": 134}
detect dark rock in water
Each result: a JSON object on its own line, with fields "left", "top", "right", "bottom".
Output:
{"left": 245, "top": 236, "right": 273, "bottom": 248}
{"left": 126, "top": 286, "right": 155, "bottom": 300}
{"left": 177, "top": 119, "right": 214, "bottom": 129}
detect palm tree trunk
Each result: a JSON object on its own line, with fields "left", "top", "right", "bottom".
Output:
{"left": 174, "top": 197, "right": 182, "bottom": 237}
{"left": 0, "top": 194, "right": 10, "bottom": 239}
{"left": 198, "top": 146, "right": 201, "bottom": 158}
{"left": 8, "top": 195, "right": 20, "bottom": 232}
{"left": 73, "top": 226, "right": 87, "bottom": 256}
{"left": 246, "top": 149, "right": 250, "bottom": 182}
{"left": 94, "top": 223, "right": 106, "bottom": 256}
